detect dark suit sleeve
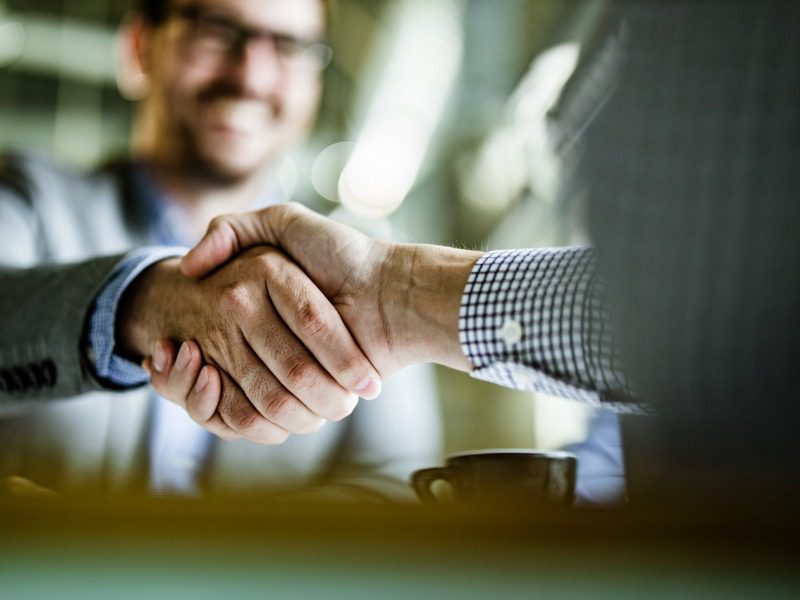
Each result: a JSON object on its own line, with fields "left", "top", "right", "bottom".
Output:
{"left": 0, "top": 154, "right": 132, "bottom": 403}
{"left": 0, "top": 255, "right": 129, "bottom": 403}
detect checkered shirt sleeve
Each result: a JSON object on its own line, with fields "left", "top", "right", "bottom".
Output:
{"left": 459, "top": 247, "right": 641, "bottom": 412}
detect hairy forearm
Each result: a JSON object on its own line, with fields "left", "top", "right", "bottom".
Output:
{"left": 382, "top": 244, "right": 482, "bottom": 372}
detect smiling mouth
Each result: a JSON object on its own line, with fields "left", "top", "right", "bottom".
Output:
{"left": 207, "top": 99, "right": 271, "bottom": 135}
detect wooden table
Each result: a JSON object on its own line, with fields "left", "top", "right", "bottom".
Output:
{"left": 2, "top": 493, "right": 799, "bottom": 599}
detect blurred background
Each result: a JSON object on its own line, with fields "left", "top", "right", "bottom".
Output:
{"left": 0, "top": 0, "right": 610, "bottom": 456}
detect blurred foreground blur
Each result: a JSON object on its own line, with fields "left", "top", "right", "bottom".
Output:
{"left": 2, "top": 489, "right": 800, "bottom": 598}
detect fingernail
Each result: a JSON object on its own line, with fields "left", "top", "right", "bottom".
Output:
{"left": 355, "top": 377, "right": 382, "bottom": 400}
{"left": 176, "top": 342, "right": 191, "bottom": 370}
{"left": 195, "top": 367, "right": 209, "bottom": 393}
{"left": 153, "top": 342, "right": 166, "bottom": 373}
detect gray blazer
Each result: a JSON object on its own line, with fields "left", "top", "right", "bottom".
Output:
{"left": 0, "top": 153, "right": 441, "bottom": 495}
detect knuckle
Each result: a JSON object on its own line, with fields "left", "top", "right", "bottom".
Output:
{"left": 278, "top": 203, "right": 304, "bottom": 230}
{"left": 337, "top": 357, "right": 368, "bottom": 388}
{"left": 297, "top": 302, "right": 331, "bottom": 340}
{"left": 262, "top": 394, "right": 321, "bottom": 435}
{"left": 208, "top": 214, "right": 231, "bottom": 233}
{"left": 254, "top": 249, "right": 280, "bottom": 271}
{"left": 262, "top": 391, "right": 296, "bottom": 423}
{"left": 239, "top": 369, "right": 270, "bottom": 400}
{"left": 218, "top": 388, "right": 259, "bottom": 432}
{"left": 284, "top": 359, "right": 319, "bottom": 394}
{"left": 228, "top": 406, "right": 261, "bottom": 433}
{"left": 205, "top": 328, "right": 231, "bottom": 355}
{"left": 284, "top": 201, "right": 305, "bottom": 215}
{"left": 220, "top": 284, "right": 253, "bottom": 313}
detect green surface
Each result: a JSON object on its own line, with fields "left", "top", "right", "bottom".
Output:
{"left": 2, "top": 496, "right": 799, "bottom": 599}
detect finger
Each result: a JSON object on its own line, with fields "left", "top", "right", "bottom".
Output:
{"left": 239, "top": 295, "right": 359, "bottom": 422}
{"left": 151, "top": 339, "right": 177, "bottom": 378}
{"left": 216, "top": 332, "right": 327, "bottom": 434}
{"left": 265, "top": 251, "right": 382, "bottom": 399}
{"left": 181, "top": 203, "right": 320, "bottom": 279}
{"left": 236, "top": 350, "right": 327, "bottom": 434}
{"left": 148, "top": 339, "right": 203, "bottom": 410}
{"left": 213, "top": 367, "right": 294, "bottom": 445}
{"left": 180, "top": 212, "right": 272, "bottom": 279}
{"left": 143, "top": 339, "right": 178, "bottom": 398}
{"left": 146, "top": 341, "right": 239, "bottom": 440}
{"left": 184, "top": 365, "right": 240, "bottom": 441}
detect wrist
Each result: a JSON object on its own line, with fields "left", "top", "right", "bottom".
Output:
{"left": 383, "top": 243, "right": 482, "bottom": 372}
{"left": 115, "top": 257, "right": 187, "bottom": 359}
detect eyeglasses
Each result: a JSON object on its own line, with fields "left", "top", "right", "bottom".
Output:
{"left": 169, "top": 5, "right": 333, "bottom": 72}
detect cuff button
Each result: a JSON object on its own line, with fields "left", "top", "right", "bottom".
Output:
{"left": 500, "top": 318, "right": 523, "bottom": 345}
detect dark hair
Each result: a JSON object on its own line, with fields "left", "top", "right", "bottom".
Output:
{"left": 135, "top": 0, "right": 332, "bottom": 26}
{"left": 135, "top": 0, "right": 169, "bottom": 24}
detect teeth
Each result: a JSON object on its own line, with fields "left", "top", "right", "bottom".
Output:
{"left": 210, "top": 100, "right": 268, "bottom": 131}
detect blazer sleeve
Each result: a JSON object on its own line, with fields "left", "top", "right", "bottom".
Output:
{"left": 0, "top": 156, "right": 131, "bottom": 404}
{"left": 0, "top": 256, "right": 130, "bottom": 404}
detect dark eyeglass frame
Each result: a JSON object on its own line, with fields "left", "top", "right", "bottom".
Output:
{"left": 167, "top": 4, "right": 333, "bottom": 70}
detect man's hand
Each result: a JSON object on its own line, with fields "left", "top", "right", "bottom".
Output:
{"left": 181, "top": 203, "right": 481, "bottom": 378}
{"left": 117, "top": 245, "right": 382, "bottom": 444}
{"left": 142, "top": 338, "right": 223, "bottom": 430}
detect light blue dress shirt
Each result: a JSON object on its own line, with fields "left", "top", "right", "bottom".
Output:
{"left": 88, "top": 162, "right": 251, "bottom": 496}
{"left": 563, "top": 408, "right": 626, "bottom": 505}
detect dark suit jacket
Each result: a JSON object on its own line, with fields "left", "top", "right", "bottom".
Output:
{"left": 570, "top": 1, "right": 800, "bottom": 489}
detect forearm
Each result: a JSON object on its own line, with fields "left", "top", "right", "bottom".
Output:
{"left": 0, "top": 255, "right": 126, "bottom": 402}
{"left": 382, "top": 243, "right": 482, "bottom": 372}
{"left": 381, "top": 242, "right": 635, "bottom": 408}
{"left": 178, "top": 203, "right": 635, "bottom": 408}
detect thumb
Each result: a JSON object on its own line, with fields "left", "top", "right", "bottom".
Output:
{"left": 181, "top": 210, "right": 276, "bottom": 279}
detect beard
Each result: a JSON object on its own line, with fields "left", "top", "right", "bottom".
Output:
{"left": 179, "top": 125, "right": 268, "bottom": 186}
{"left": 175, "top": 81, "right": 284, "bottom": 185}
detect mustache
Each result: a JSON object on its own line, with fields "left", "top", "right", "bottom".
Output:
{"left": 196, "top": 81, "right": 276, "bottom": 106}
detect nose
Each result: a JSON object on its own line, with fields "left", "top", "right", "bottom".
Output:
{"left": 226, "top": 39, "right": 285, "bottom": 98}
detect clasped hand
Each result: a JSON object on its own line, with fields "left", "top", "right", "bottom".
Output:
{"left": 135, "top": 203, "right": 477, "bottom": 445}
{"left": 118, "top": 242, "right": 382, "bottom": 445}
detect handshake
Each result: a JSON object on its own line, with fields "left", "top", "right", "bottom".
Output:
{"left": 118, "top": 203, "right": 480, "bottom": 445}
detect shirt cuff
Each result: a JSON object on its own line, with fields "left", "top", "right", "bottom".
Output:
{"left": 87, "top": 246, "right": 187, "bottom": 387}
{"left": 458, "top": 249, "right": 642, "bottom": 413}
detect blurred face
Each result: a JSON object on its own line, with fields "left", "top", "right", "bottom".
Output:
{"left": 143, "top": 0, "right": 326, "bottom": 181}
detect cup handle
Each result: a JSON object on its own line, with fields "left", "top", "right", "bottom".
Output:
{"left": 411, "top": 467, "right": 453, "bottom": 504}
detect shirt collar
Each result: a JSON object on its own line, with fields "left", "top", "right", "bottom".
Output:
{"left": 129, "top": 160, "right": 283, "bottom": 247}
